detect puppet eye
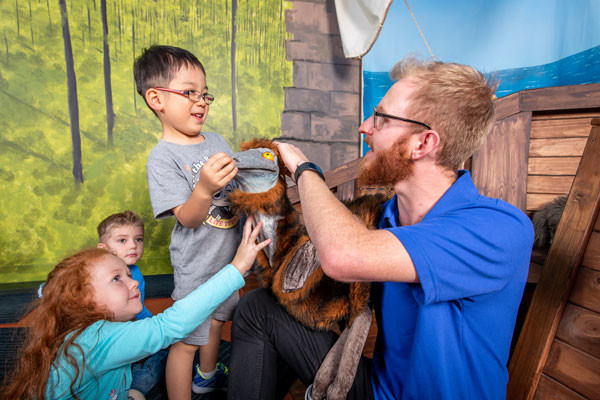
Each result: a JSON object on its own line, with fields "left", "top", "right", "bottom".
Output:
{"left": 262, "top": 151, "right": 274, "bottom": 161}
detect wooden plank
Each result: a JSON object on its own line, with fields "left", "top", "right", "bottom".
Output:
{"left": 322, "top": 158, "right": 362, "bottom": 189}
{"left": 472, "top": 111, "right": 531, "bottom": 211}
{"left": 529, "top": 138, "right": 587, "bottom": 157}
{"left": 507, "top": 121, "right": 600, "bottom": 400}
{"left": 534, "top": 375, "right": 587, "bottom": 400}
{"left": 528, "top": 263, "right": 542, "bottom": 284}
{"left": 520, "top": 83, "right": 600, "bottom": 112}
{"left": 494, "top": 91, "right": 522, "bottom": 121}
{"left": 528, "top": 157, "right": 581, "bottom": 176}
{"left": 528, "top": 194, "right": 569, "bottom": 212}
{"left": 145, "top": 297, "right": 174, "bottom": 315}
{"left": 527, "top": 176, "right": 574, "bottom": 194}
{"left": 287, "top": 158, "right": 361, "bottom": 204}
{"left": 581, "top": 231, "right": 600, "bottom": 272}
{"left": 495, "top": 84, "right": 600, "bottom": 121}
{"left": 555, "top": 304, "right": 600, "bottom": 359}
{"left": 569, "top": 267, "right": 600, "bottom": 314}
{"left": 530, "top": 118, "right": 594, "bottom": 139}
{"left": 542, "top": 340, "right": 600, "bottom": 400}
{"left": 335, "top": 180, "right": 357, "bottom": 202}
{"left": 533, "top": 111, "right": 600, "bottom": 121}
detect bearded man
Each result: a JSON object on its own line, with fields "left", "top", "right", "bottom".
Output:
{"left": 228, "top": 58, "right": 533, "bottom": 400}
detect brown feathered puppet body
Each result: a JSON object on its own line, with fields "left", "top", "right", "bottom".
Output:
{"left": 230, "top": 139, "right": 387, "bottom": 400}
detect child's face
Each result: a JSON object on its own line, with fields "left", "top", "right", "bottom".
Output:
{"left": 90, "top": 254, "right": 142, "bottom": 321}
{"left": 157, "top": 65, "right": 210, "bottom": 141}
{"left": 99, "top": 224, "right": 144, "bottom": 265}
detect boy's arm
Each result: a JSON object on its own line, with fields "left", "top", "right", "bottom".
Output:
{"left": 173, "top": 152, "right": 237, "bottom": 229}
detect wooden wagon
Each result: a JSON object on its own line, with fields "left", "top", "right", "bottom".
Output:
{"left": 1, "top": 83, "right": 599, "bottom": 399}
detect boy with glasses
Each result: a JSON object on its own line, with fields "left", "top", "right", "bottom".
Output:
{"left": 134, "top": 45, "right": 241, "bottom": 398}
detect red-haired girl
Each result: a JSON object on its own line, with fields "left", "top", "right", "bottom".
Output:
{"left": 2, "top": 217, "right": 268, "bottom": 399}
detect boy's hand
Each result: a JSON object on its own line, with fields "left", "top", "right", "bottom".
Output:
{"left": 231, "top": 216, "right": 272, "bottom": 276}
{"left": 197, "top": 152, "right": 238, "bottom": 195}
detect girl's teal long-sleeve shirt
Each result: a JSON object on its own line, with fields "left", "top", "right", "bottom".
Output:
{"left": 45, "top": 264, "right": 244, "bottom": 400}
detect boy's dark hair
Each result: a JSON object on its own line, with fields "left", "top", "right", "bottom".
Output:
{"left": 133, "top": 45, "right": 206, "bottom": 107}
{"left": 97, "top": 210, "right": 144, "bottom": 242}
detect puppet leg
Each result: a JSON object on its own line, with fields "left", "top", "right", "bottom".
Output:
{"left": 326, "top": 307, "right": 372, "bottom": 400}
{"left": 309, "top": 327, "right": 350, "bottom": 400}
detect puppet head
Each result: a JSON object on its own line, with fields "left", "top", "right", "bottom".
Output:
{"left": 231, "top": 139, "right": 292, "bottom": 216}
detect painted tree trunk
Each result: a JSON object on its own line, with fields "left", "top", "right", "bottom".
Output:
{"left": 59, "top": 0, "right": 83, "bottom": 184}
{"left": 231, "top": 0, "right": 238, "bottom": 144}
{"left": 101, "top": 0, "right": 115, "bottom": 145}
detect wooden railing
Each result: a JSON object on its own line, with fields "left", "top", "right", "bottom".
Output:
{"left": 287, "top": 158, "right": 362, "bottom": 204}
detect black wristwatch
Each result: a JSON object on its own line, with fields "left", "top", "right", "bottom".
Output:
{"left": 294, "top": 162, "right": 325, "bottom": 183}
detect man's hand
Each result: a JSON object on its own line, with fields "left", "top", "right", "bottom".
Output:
{"left": 274, "top": 142, "right": 309, "bottom": 181}
{"left": 197, "top": 152, "right": 238, "bottom": 195}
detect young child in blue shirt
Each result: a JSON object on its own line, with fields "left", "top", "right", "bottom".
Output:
{"left": 2, "top": 217, "right": 269, "bottom": 400}
{"left": 96, "top": 210, "right": 152, "bottom": 321}
{"left": 96, "top": 210, "right": 163, "bottom": 396}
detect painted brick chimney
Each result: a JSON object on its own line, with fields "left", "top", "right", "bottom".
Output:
{"left": 281, "top": 0, "right": 361, "bottom": 171}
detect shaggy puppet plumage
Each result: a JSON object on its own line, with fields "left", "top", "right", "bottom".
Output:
{"left": 231, "top": 138, "right": 387, "bottom": 400}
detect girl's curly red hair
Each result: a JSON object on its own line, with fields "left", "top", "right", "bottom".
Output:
{"left": 2, "top": 248, "right": 115, "bottom": 399}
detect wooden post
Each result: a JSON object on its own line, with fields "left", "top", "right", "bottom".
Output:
{"left": 507, "top": 119, "right": 600, "bottom": 399}
{"left": 472, "top": 111, "right": 532, "bottom": 212}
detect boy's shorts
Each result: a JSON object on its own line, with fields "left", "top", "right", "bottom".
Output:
{"left": 182, "top": 290, "right": 239, "bottom": 346}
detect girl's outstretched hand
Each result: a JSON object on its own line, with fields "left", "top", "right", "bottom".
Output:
{"left": 231, "top": 216, "right": 271, "bottom": 276}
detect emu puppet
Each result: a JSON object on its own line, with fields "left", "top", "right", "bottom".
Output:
{"left": 230, "top": 139, "right": 386, "bottom": 400}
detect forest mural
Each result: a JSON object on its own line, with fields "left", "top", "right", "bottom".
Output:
{"left": 0, "top": 0, "right": 292, "bottom": 283}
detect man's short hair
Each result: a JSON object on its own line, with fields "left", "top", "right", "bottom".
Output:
{"left": 390, "top": 58, "right": 497, "bottom": 171}
{"left": 133, "top": 44, "right": 206, "bottom": 106}
{"left": 97, "top": 210, "right": 144, "bottom": 243}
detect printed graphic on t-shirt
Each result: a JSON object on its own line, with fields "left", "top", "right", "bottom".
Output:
{"left": 189, "top": 156, "right": 210, "bottom": 188}
{"left": 204, "top": 181, "right": 240, "bottom": 229}
{"left": 109, "top": 388, "right": 117, "bottom": 400}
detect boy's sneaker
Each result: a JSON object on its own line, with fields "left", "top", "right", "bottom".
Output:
{"left": 192, "top": 362, "right": 229, "bottom": 393}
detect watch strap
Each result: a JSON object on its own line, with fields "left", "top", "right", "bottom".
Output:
{"left": 294, "top": 162, "right": 325, "bottom": 183}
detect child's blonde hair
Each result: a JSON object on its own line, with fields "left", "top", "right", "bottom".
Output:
{"left": 96, "top": 210, "right": 144, "bottom": 243}
{"left": 2, "top": 248, "right": 115, "bottom": 399}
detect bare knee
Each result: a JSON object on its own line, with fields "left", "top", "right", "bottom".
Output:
{"left": 169, "top": 340, "right": 199, "bottom": 358}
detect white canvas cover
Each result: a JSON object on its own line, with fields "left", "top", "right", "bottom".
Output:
{"left": 334, "top": 0, "right": 394, "bottom": 58}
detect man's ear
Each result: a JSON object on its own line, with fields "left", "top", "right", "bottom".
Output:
{"left": 145, "top": 88, "right": 164, "bottom": 112}
{"left": 411, "top": 130, "right": 441, "bottom": 160}
{"left": 97, "top": 243, "right": 106, "bottom": 249}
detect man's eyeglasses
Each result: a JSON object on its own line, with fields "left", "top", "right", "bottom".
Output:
{"left": 155, "top": 87, "right": 215, "bottom": 105}
{"left": 373, "top": 107, "right": 431, "bottom": 130}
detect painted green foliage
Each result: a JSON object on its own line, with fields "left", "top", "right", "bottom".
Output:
{"left": 0, "top": 0, "right": 292, "bottom": 283}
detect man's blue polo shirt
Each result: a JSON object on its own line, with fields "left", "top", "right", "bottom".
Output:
{"left": 371, "top": 170, "right": 533, "bottom": 400}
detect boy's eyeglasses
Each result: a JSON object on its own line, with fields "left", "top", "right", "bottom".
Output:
{"left": 373, "top": 107, "right": 431, "bottom": 130}
{"left": 155, "top": 87, "right": 215, "bottom": 105}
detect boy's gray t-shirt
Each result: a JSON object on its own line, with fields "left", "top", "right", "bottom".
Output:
{"left": 147, "top": 132, "right": 242, "bottom": 300}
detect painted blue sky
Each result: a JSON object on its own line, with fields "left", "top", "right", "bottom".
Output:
{"left": 364, "top": 0, "right": 600, "bottom": 74}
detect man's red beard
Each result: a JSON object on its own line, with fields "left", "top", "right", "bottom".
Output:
{"left": 358, "top": 136, "right": 415, "bottom": 187}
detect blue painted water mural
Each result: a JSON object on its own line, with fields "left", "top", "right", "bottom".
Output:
{"left": 362, "top": 45, "right": 600, "bottom": 156}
